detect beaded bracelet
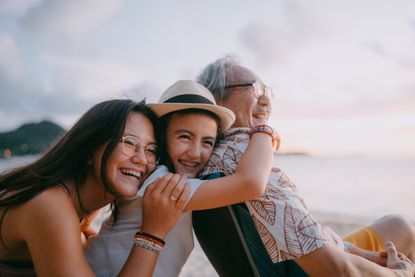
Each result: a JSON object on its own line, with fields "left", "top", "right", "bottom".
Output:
{"left": 250, "top": 125, "right": 281, "bottom": 151}
{"left": 133, "top": 237, "right": 163, "bottom": 255}
{"left": 135, "top": 231, "right": 165, "bottom": 247}
{"left": 249, "top": 125, "right": 274, "bottom": 140}
{"left": 132, "top": 231, "right": 166, "bottom": 255}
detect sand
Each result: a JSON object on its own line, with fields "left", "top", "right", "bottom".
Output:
{"left": 179, "top": 211, "right": 374, "bottom": 277}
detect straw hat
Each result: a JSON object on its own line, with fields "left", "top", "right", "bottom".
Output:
{"left": 148, "top": 80, "right": 235, "bottom": 132}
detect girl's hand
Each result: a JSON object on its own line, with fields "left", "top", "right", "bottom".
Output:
{"left": 141, "top": 173, "right": 190, "bottom": 239}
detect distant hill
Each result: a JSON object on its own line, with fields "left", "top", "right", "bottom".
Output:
{"left": 0, "top": 120, "right": 65, "bottom": 158}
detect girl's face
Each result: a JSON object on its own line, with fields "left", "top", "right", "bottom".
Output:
{"left": 93, "top": 112, "right": 157, "bottom": 198}
{"left": 166, "top": 113, "right": 218, "bottom": 178}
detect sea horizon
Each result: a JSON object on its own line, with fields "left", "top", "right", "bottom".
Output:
{"left": 1, "top": 154, "right": 414, "bottom": 221}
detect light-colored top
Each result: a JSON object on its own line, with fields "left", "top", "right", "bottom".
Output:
{"left": 200, "top": 128, "right": 344, "bottom": 263}
{"left": 85, "top": 166, "right": 204, "bottom": 277}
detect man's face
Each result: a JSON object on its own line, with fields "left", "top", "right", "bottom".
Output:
{"left": 218, "top": 66, "right": 272, "bottom": 128}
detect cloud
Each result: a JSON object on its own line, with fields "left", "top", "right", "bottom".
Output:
{"left": 39, "top": 53, "right": 142, "bottom": 100}
{"left": 238, "top": 2, "right": 321, "bottom": 67}
{"left": 239, "top": 22, "right": 294, "bottom": 66}
{"left": 0, "top": 33, "right": 41, "bottom": 114}
{"left": 0, "top": 0, "right": 41, "bottom": 16}
{"left": 364, "top": 41, "right": 415, "bottom": 69}
{"left": 20, "top": 0, "right": 124, "bottom": 45}
{"left": 0, "top": 33, "right": 33, "bottom": 85}
{"left": 0, "top": 32, "right": 161, "bottom": 131}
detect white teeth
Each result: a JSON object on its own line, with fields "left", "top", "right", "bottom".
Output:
{"left": 180, "top": 160, "right": 198, "bottom": 168}
{"left": 253, "top": 113, "right": 268, "bottom": 119}
{"left": 120, "top": 168, "right": 142, "bottom": 180}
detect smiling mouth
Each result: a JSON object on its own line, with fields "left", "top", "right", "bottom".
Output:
{"left": 253, "top": 113, "right": 269, "bottom": 120}
{"left": 120, "top": 168, "right": 142, "bottom": 181}
{"left": 178, "top": 160, "right": 199, "bottom": 169}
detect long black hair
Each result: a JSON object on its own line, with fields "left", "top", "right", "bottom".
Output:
{"left": 0, "top": 99, "right": 161, "bottom": 208}
{"left": 158, "top": 108, "right": 221, "bottom": 173}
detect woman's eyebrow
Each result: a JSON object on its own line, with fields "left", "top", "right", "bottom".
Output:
{"left": 202, "top": 135, "right": 216, "bottom": 140}
{"left": 173, "top": 129, "right": 193, "bottom": 135}
{"left": 123, "top": 133, "right": 157, "bottom": 145}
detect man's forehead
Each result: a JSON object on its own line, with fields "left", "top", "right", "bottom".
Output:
{"left": 227, "top": 65, "right": 259, "bottom": 84}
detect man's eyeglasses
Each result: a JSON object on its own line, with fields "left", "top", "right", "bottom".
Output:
{"left": 224, "top": 80, "right": 273, "bottom": 99}
{"left": 120, "top": 135, "right": 158, "bottom": 164}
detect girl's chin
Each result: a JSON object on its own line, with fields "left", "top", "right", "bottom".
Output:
{"left": 183, "top": 172, "right": 197, "bottom": 178}
{"left": 177, "top": 170, "right": 197, "bottom": 178}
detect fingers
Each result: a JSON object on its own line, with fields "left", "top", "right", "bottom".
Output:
{"left": 386, "top": 241, "right": 399, "bottom": 261}
{"left": 144, "top": 173, "right": 189, "bottom": 210}
{"left": 150, "top": 173, "right": 174, "bottom": 195}
{"left": 168, "top": 175, "right": 188, "bottom": 202}
{"left": 175, "top": 183, "right": 191, "bottom": 209}
{"left": 379, "top": 251, "right": 388, "bottom": 258}
{"left": 161, "top": 173, "right": 185, "bottom": 198}
{"left": 143, "top": 177, "right": 158, "bottom": 196}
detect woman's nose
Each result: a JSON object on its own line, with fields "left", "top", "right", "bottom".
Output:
{"left": 131, "top": 148, "right": 148, "bottom": 165}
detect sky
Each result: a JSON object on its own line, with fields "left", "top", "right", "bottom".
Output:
{"left": 0, "top": 0, "right": 414, "bottom": 157}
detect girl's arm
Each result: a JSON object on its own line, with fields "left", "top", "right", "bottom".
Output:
{"left": 184, "top": 130, "right": 273, "bottom": 211}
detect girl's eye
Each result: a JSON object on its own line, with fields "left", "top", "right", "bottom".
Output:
{"left": 179, "top": 135, "right": 191, "bottom": 140}
{"left": 203, "top": 140, "right": 214, "bottom": 147}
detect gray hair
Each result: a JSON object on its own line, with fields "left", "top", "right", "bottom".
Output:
{"left": 196, "top": 55, "right": 240, "bottom": 102}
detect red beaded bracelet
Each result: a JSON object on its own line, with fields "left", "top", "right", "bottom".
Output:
{"left": 135, "top": 231, "right": 166, "bottom": 247}
{"left": 250, "top": 125, "right": 281, "bottom": 151}
{"left": 249, "top": 125, "right": 274, "bottom": 140}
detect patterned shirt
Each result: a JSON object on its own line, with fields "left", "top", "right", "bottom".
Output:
{"left": 200, "top": 128, "right": 344, "bottom": 263}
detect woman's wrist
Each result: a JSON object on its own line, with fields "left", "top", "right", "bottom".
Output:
{"left": 139, "top": 226, "right": 168, "bottom": 240}
{"left": 133, "top": 231, "right": 166, "bottom": 255}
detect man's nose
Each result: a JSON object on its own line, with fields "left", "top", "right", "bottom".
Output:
{"left": 258, "top": 93, "right": 272, "bottom": 109}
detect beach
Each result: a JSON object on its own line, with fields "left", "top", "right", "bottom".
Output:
{"left": 179, "top": 211, "right": 371, "bottom": 277}
{"left": 1, "top": 156, "right": 413, "bottom": 276}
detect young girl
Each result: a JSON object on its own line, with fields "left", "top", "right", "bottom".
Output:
{"left": 0, "top": 99, "right": 189, "bottom": 276}
{"left": 86, "top": 80, "right": 276, "bottom": 276}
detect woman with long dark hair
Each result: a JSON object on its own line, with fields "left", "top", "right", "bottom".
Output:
{"left": 86, "top": 80, "right": 275, "bottom": 276}
{"left": 0, "top": 99, "right": 189, "bottom": 276}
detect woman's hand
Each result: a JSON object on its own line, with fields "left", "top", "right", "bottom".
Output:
{"left": 141, "top": 173, "right": 190, "bottom": 239}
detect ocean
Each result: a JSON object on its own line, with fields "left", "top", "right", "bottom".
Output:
{"left": 1, "top": 155, "right": 414, "bottom": 221}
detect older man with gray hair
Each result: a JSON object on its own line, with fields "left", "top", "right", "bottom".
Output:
{"left": 193, "top": 56, "right": 415, "bottom": 277}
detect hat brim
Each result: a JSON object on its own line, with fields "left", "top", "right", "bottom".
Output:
{"left": 147, "top": 102, "right": 235, "bottom": 132}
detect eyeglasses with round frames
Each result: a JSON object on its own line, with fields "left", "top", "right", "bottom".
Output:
{"left": 224, "top": 80, "right": 273, "bottom": 99}
{"left": 120, "top": 135, "right": 158, "bottom": 164}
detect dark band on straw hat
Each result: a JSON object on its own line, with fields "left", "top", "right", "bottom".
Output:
{"left": 164, "top": 94, "right": 214, "bottom": 105}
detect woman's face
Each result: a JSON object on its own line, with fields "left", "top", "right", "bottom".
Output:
{"left": 166, "top": 113, "right": 218, "bottom": 178}
{"left": 93, "top": 112, "right": 157, "bottom": 198}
